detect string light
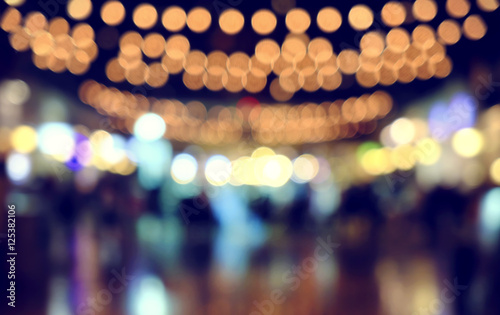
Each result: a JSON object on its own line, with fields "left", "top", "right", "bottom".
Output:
{"left": 251, "top": 10, "right": 277, "bottom": 35}
{"left": 67, "top": 0, "right": 93, "bottom": 21}
{"left": 133, "top": 3, "right": 157, "bottom": 30}
{"left": 219, "top": 9, "right": 245, "bottom": 35}
{"left": 463, "top": 15, "right": 487, "bottom": 40}
{"left": 348, "top": 5, "right": 374, "bottom": 31}
{"left": 0, "top": 2, "right": 496, "bottom": 148}
{"left": 186, "top": 7, "right": 211, "bottom": 33}
{"left": 381, "top": 2, "right": 406, "bottom": 27}
{"left": 79, "top": 80, "right": 393, "bottom": 145}
{"left": 101, "top": 1, "right": 126, "bottom": 26}
{"left": 162, "top": 6, "right": 186, "bottom": 32}
{"left": 316, "top": 7, "right": 342, "bottom": 33}
{"left": 3, "top": 2, "right": 493, "bottom": 91}
{"left": 285, "top": 8, "right": 311, "bottom": 34}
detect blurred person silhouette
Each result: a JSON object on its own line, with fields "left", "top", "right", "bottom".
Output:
{"left": 328, "top": 185, "right": 384, "bottom": 315}
{"left": 421, "top": 188, "right": 479, "bottom": 315}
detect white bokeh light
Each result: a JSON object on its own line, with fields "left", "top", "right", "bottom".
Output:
{"left": 134, "top": 113, "right": 166, "bottom": 142}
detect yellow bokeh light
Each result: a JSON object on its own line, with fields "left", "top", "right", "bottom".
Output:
{"left": 31, "top": 32, "right": 55, "bottom": 56}
{"left": 5, "top": 0, "right": 25, "bottom": 6}
{"left": 251, "top": 147, "right": 275, "bottom": 158}
{"left": 235, "top": 157, "right": 260, "bottom": 186}
{"left": 413, "top": 0, "right": 437, "bottom": 22}
{"left": 111, "top": 157, "right": 136, "bottom": 176}
{"left": 293, "top": 154, "right": 319, "bottom": 182}
{"left": 255, "top": 39, "right": 280, "bottom": 64}
{"left": 162, "top": 6, "right": 186, "bottom": 32}
{"left": 361, "top": 148, "right": 393, "bottom": 175}
{"left": 391, "top": 144, "right": 417, "bottom": 170}
{"left": 348, "top": 5, "right": 374, "bottom": 31}
{"left": 490, "top": 158, "right": 500, "bottom": 185}
{"left": 142, "top": 33, "right": 165, "bottom": 59}
{"left": 317, "top": 7, "right": 342, "bottom": 33}
{"left": 101, "top": 1, "right": 126, "bottom": 26}
{"left": 337, "top": 49, "right": 360, "bottom": 74}
{"left": 463, "top": 15, "right": 487, "bottom": 40}
{"left": 390, "top": 118, "right": 416, "bottom": 145}
{"left": 187, "top": 7, "right": 211, "bottom": 33}
{"left": 1, "top": 7, "right": 21, "bottom": 32}
{"left": 11, "top": 125, "right": 37, "bottom": 154}
{"left": 67, "top": 0, "right": 93, "bottom": 21}
{"left": 255, "top": 155, "right": 293, "bottom": 187}
{"left": 477, "top": 0, "right": 499, "bottom": 12}
{"left": 434, "top": 56, "right": 453, "bottom": 78}
{"left": 452, "top": 128, "right": 484, "bottom": 158}
{"left": 415, "top": 138, "right": 441, "bottom": 165}
{"left": 412, "top": 24, "right": 436, "bottom": 50}
{"left": 381, "top": 1, "right": 406, "bottom": 27}
{"left": 251, "top": 9, "right": 277, "bottom": 35}
{"left": 9, "top": 26, "right": 30, "bottom": 52}
{"left": 387, "top": 28, "right": 411, "bottom": 53}
{"left": 285, "top": 8, "right": 311, "bottom": 34}
{"left": 360, "top": 32, "right": 385, "bottom": 57}
{"left": 438, "top": 19, "right": 462, "bottom": 45}
{"left": 446, "top": 0, "right": 471, "bottom": 18}
{"left": 48, "top": 17, "right": 70, "bottom": 36}
{"left": 133, "top": 3, "right": 158, "bottom": 29}
{"left": 205, "top": 155, "right": 232, "bottom": 186}
{"left": 219, "top": 9, "right": 244, "bottom": 35}
{"left": 89, "top": 130, "right": 113, "bottom": 170}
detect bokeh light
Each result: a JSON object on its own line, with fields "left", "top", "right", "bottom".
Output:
{"left": 490, "top": 158, "right": 500, "bottom": 185}
{"left": 0, "top": 79, "right": 30, "bottom": 105}
{"left": 37, "top": 122, "right": 75, "bottom": 162}
{"left": 10, "top": 125, "right": 37, "bottom": 153}
{"left": 413, "top": 0, "right": 437, "bottom": 22}
{"left": 477, "top": 0, "right": 500, "bottom": 12}
{"left": 6, "top": 152, "right": 31, "bottom": 184}
{"left": 390, "top": 118, "right": 416, "bottom": 145}
{"left": 381, "top": 1, "right": 406, "bottom": 27}
{"left": 446, "top": 0, "right": 471, "bottom": 18}
{"left": 316, "top": 7, "right": 342, "bottom": 33}
{"left": 134, "top": 113, "right": 166, "bottom": 142}
{"left": 348, "top": 5, "right": 374, "bottom": 31}
{"left": 101, "top": 1, "right": 126, "bottom": 26}
{"left": 463, "top": 15, "right": 487, "bottom": 40}
{"left": 251, "top": 9, "right": 277, "bottom": 35}
{"left": 162, "top": 6, "right": 186, "bottom": 32}
{"left": 219, "top": 9, "right": 244, "bottom": 35}
{"left": 292, "top": 154, "right": 319, "bottom": 183}
{"left": 187, "top": 7, "right": 211, "bottom": 33}
{"left": 171, "top": 153, "right": 198, "bottom": 184}
{"left": 133, "top": 3, "right": 158, "bottom": 29}
{"left": 452, "top": 128, "right": 484, "bottom": 158}
{"left": 67, "top": 0, "right": 93, "bottom": 21}
{"left": 205, "top": 155, "right": 232, "bottom": 186}
{"left": 285, "top": 8, "right": 311, "bottom": 34}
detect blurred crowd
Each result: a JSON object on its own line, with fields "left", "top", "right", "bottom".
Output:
{"left": 3, "top": 168, "right": 500, "bottom": 315}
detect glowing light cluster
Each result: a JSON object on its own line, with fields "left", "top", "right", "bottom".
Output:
{"left": 2, "top": 8, "right": 97, "bottom": 75}
{"left": 133, "top": 113, "right": 166, "bottom": 142}
{"left": 229, "top": 147, "right": 293, "bottom": 187}
{"left": 3, "top": 2, "right": 494, "bottom": 95}
{"left": 1, "top": 118, "right": 498, "bottom": 189}
{"left": 171, "top": 153, "right": 198, "bottom": 184}
{"left": 79, "top": 80, "right": 393, "bottom": 145}
{"left": 1, "top": 1, "right": 489, "bottom": 40}
{"left": 360, "top": 137, "right": 443, "bottom": 176}
{"left": 452, "top": 128, "right": 484, "bottom": 158}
